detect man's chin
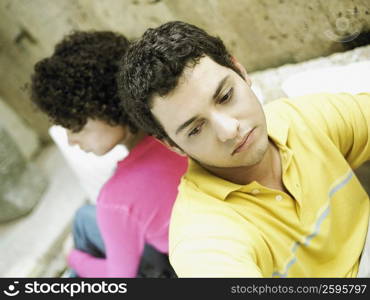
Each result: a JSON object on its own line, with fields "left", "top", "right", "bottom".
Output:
{"left": 196, "top": 146, "right": 268, "bottom": 170}
{"left": 196, "top": 158, "right": 252, "bottom": 170}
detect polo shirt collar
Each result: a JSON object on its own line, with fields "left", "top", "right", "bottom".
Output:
{"left": 186, "top": 160, "right": 242, "bottom": 200}
{"left": 265, "top": 107, "right": 290, "bottom": 147}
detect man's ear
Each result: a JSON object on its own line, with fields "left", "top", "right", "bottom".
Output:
{"left": 231, "top": 56, "right": 252, "bottom": 87}
{"left": 156, "top": 138, "right": 187, "bottom": 157}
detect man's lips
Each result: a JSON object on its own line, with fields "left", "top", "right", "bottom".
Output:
{"left": 232, "top": 128, "right": 256, "bottom": 155}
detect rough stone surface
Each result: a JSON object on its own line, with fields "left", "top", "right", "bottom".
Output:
{"left": 164, "top": 0, "right": 370, "bottom": 71}
{"left": 1, "top": 0, "right": 369, "bottom": 141}
{"left": 0, "top": 97, "right": 40, "bottom": 160}
{"left": 0, "top": 126, "right": 47, "bottom": 223}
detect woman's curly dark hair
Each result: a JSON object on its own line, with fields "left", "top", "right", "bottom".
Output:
{"left": 31, "top": 30, "right": 138, "bottom": 133}
{"left": 118, "top": 21, "right": 241, "bottom": 145}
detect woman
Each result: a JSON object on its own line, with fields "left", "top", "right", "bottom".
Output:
{"left": 30, "top": 31, "right": 187, "bottom": 277}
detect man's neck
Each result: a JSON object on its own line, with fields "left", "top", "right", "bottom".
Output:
{"left": 202, "top": 139, "right": 283, "bottom": 189}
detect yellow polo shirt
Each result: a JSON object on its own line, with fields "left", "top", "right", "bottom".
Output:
{"left": 169, "top": 93, "right": 370, "bottom": 277}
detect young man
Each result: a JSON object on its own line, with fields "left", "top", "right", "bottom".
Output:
{"left": 118, "top": 21, "right": 370, "bottom": 277}
{"left": 30, "top": 31, "right": 187, "bottom": 277}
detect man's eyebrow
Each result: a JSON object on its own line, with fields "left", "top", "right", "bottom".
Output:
{"left": 213, "top": 75, "right": 230, "bottom": 100}
{"left": 175, "top": 116, "right": 198, "bottom": 135}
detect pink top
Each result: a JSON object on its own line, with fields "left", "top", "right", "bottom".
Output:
{"left": 67, "top": 136, "right": 188, "bottom": 277}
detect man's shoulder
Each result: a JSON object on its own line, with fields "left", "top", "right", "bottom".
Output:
{"left": 264, "top": 92, "right": 370, "bottom": 114}
{"left": 169, "top": 178, "right": 262, "bottom": 266}
{"left": 171, "top": 176, "right": 210, "bottom": 215}
{"left": 263, "top": 92, "right": 362, "bottom": 130}
{"left": 263, "top": 92, "right": 324, "bottom": 116}
{"left": 170, "top": 176, "right": 254, "bottom": 237}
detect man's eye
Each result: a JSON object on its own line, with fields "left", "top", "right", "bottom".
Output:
{"left": 218, "top": 88, "right": 233, "bottom": 104}
{"left": 188, "top": 124, "right": 203, "bottom": 137}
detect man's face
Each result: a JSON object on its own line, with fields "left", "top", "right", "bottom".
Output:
{"left": 66, "top": 119, "right": 127, "bottom": 156}
{"left": 151, "top": 56, "right": 269, "bottom": 169}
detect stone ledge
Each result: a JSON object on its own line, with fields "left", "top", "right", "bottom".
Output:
{"left": 0, "top": 98, "right": 40, "bottom": 160}
{"left": 250, "top": 44, "right": 370, "bottom": 103}
{"left": 0, "top": 144, "right": 87, "bottom": 277}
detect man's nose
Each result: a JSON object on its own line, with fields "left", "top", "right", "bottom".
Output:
{"left": 212, "top": 112, "right": 239, "bottom": 142}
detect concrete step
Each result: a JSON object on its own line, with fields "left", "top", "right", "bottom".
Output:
{"left": 0, "top": 145, "right": 87, "bottom": 277}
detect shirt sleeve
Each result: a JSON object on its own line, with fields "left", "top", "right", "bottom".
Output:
{"left": 292, "top": 93, "right": 370, "bottom": 169}
{"left": 67, "top": 249, "right": 107, "bottom": 277}
{"left": 67, "top": 203, "right": 146, "bottom": 278}
{"left": 170, "top": 236, "right": 263, "bottom": 277}
{"left": 97, "top": 203, "right": 146, "bottom": 277}
{"left": 169, "top": 204, "right": 265, "bottom": 278}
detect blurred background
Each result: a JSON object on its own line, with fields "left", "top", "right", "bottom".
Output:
{"left": 0, "top": 0, "right": 370, "bottom": 277}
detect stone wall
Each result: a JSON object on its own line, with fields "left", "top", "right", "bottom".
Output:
{"left": 0, "top": 101, "right": 47, "bottom": 222}
{"left": 0, "top": 0, "right": 369, "bottom": 141}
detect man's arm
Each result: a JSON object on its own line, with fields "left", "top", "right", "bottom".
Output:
{"left": 170, "top": 236, "right": 263, "bottom": 277}
{"left": 169, "top": 207, "right": 267, "bottom": 278}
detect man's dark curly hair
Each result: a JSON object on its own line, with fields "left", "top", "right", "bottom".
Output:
{"left": 31, "top": 30, "right": 138, "bottom": 133}
{"left": 118, "top": 21, "right": 242, "bottom": 146}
